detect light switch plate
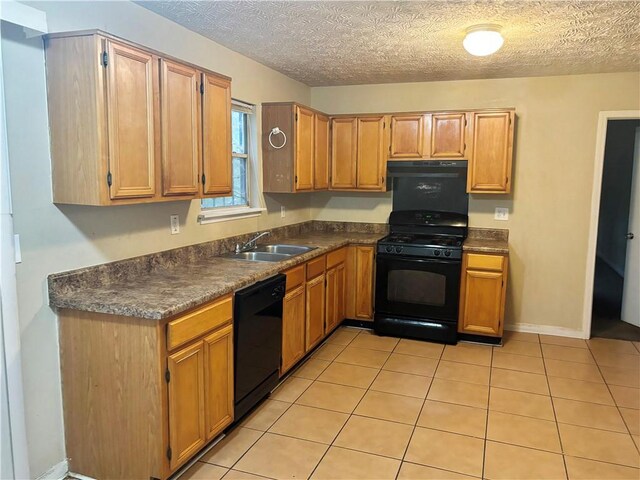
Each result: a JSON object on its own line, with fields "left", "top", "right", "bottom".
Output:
{"left": 170, "top": 215, "right": 180, "bottom": 234}
{"left": 494, "top": 207, "right": 509, "bottom": 221}
{"left": 281, "top": 206, "right": 286, "bottom": 218}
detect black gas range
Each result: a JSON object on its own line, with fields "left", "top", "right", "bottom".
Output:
{"left": 374, "top": 210, "right": 468, "bottom": 344}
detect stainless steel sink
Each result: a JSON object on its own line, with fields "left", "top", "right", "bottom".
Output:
{"left": 254, "top": 244, "right": 317, "bottom": 255}
{"left": 224, "top": 251, "right": 292, "bottom": 262}
{"left": 223, "top": 244, "right": 317, "bottom": 262}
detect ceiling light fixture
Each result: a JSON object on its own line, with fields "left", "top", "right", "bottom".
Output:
{"left": 463, "top": 24, "right": 504, "bottom": 57}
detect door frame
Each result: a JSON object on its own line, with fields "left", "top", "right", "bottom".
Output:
{"left": 582, "top": 110, "right": 640, "bottom": 338}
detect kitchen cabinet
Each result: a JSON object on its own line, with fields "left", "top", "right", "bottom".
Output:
{"left": 160, "top": 59, "right": 200, "bottom": 196}
{"left": 468, "top": 110, "right": 515, "bottom": 194}
{"left": 201, "top": 73, "right": 232, "bottom": 196}
{"left": 314, "top": 113, "right": 330, "bottom": 190}
{"left": 330, "top": 117, "right": 358, "bottom": 189}
{"left": 325, "top": 247, "right": 347, "bottom": 333}
{"left": 389, "top": 114, "right": 427, "bottom": 159}
{"left": 346, "top": 245, "right": 376, "bottom": 321}
{"left": 430, "top": 112, "right": 467, "bottom": 158}
{"left": 458, "top": 253, "right": 508, "bottom": 337}
{"left": 281, "top": 264, "right": 307, "bottom": 374}
{"left": 262, "top": 103, "right": 329, "bottom": 193}
{"left": 167, "top": 341, "right": 206, "bottom": 470}
{"left": 356, "top": 116, "right": 388, "bottom": 190}
{"left": 331, "top": 116, "right": 387, "bottom": 191}
{"left": 45, "top": 30, "right": 232, "bottom": 205}
{"left": 305, "top": 256, "right": 327, "bottom": 351}
{"left": 58, "top": 294, "right": 234, "bottom": 479}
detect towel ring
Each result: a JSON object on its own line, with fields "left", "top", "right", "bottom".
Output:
{"left": 268, "top": 127, "right": 287, "bottom": 149}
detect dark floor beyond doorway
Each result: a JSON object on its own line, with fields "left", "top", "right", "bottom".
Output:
{"left": 592, "top": 256, "right": 640, "bottom": 341}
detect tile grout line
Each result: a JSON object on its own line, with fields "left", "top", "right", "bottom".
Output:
{"left": 539, "top": 335, "right": 570, "bottom": 480}
{"left": 481, "top": 343, "right": 495, "bottom": 480}
{"left": 394, "top": 340, "right": 445, "bottom": 480}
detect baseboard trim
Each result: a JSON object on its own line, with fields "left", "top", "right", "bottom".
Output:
{"left": 36, "top": 460, "right": 68, "bottom": 480}
{"left": 505, "top": 323, "right": 587, "bottom": 339}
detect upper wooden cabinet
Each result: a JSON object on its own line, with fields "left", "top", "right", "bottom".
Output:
{"left": 160, "top": 59, "right": 200, "bottom": 197}
{"left": 45, "top": 31, "right": 232, "bottom": 205}
{"left": 468, "top": 111, "right": 515, "bottom": 194}
{"left": 201, "top": 74, "right": 232, "bottom": 196}
{"left": 389, "top": 114, "right": 427, "bottom": 159}
{"left": 295, "top": 106, "right": 314, "bottom": 191}
{"left": 330, "top": 117, "right": 358, "bottom": 189}
{"left": 430, "top": 112, "right": 467, "bottom": 158}
{"left": 262, "top": 103, "right": 328, "bottom": 193}
{"left": 314, "top": 114, "right": 330, "bottom": 190}
{"left": 331, "top": 116, "right": 387, "bottom": 191}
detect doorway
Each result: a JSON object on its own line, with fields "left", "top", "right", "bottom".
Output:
{"left": 590, "top": 119, "right": 640, "bottom": 340}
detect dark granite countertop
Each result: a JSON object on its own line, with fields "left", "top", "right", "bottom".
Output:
{"left": 48, "top": 227, "right": 384, "bottom": 321}
{"left": 463, "top": 227, "right": 509, "bottom": 255}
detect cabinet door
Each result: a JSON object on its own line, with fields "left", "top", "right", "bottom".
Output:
{"left": 430, "top": 113, "right": 467, "bottom": 158}
{"left": 390, "top": 115, "right": 426, "bottom": 159}
{"left": 468, "top": 111, "right": 514, "bottom": 194}
{"left": 167, "top": 342, "right": 206, "bottom": 471}
{"left": 325, "top": 263, "right": 346, "bottom": 333}
{"left": 459, "top": 254, "right": 508, "bottom": 337}
{"left": 356, "top": 116, "right": 387, "bottom": 190}
{"left": 305, "top": 274, "right": 326, "bottom": 351}
{"left": 314, "top": 113, "right": 330, "bottom": 190}
{"left": 202, "top": 73, "right": 232, "bottom": 196}
{"left": 160, "top": 59, "right": 200, "bottom": 196}
{"left": 203, "top": 324, "right": 233, "bottom": 440}
{"left": 325, "top": 266, "right": 338, "bottom": 333}
{"left": 282, "top": 284, "right": 306, "bottom": 374}
{"left": 105, "top": 40, "right": 156, "bottom": 199}
{"left": 295, "top": 106, "right": 314, "bottom": 191}
{"left": 354, "top": 246, "right": 374, "bottom": 320}
{"left": 330, "top": 118, "right": 357, "bottom": 189}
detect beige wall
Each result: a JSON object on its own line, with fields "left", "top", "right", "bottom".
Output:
{"left": 3, "top": 1, "right": 311, "bottom": 476}
{"left": 310, "top": 72, "right": 640, "bottom": 334}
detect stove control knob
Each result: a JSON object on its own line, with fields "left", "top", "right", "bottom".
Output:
{"left": 444, "top": 250, "right": 451, "bottom": 257}
{"left": 434, "top": 249, "right": 441, "bottom": 256}
{"left": 385, "top": 246, "right": 393, "bottom": 253}
{"left": 395, "top": 246, "right": 403, "bottom": 254}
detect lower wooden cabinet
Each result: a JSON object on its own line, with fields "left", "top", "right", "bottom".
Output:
{"left": 167, "top": 342, "right": 206, "bottom": 470}
{"left": 305, "top": 273, "right": 326, "bottom": 350}
{"left": 58, "top": 294, "right": 234, "bottom": 480}
{"left": 281, "top": 284, "right": 306, "bottom": 373}
{"left": 458, "top": 253, "right": 508, "bottom": 337}
{"left": 347, "top": 245, "right": 375, "bottom": 321}
{"left": 325, "top": 262, "right": 346, "bottom": 333}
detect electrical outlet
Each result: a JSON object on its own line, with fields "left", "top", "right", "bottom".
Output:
{"left": 281, "top": 206, "right": 286, "bottom": 218}
{"left": 170, "top": 215, "right": 180, "bottom": 234}
{"left": 494, "top": 207, "right": 509, "bottom": 221}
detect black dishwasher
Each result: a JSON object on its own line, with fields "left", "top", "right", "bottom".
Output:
{"left": 233, "top": 274, "right": 286, "bottom": 420}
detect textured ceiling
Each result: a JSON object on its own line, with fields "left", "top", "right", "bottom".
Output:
{"left": 138, "top": 1, "right": 640, "bottom": 86}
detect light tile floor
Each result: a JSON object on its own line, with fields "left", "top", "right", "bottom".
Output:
{"left": 182, "top": 328, "right": 640, "bottom": 480}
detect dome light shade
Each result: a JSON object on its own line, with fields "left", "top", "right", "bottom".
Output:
{"left": 463, "top": 25, "right": 504, "bottom": 56}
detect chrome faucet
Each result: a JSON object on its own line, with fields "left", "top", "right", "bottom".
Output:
{"left": 235, "top": 231, "right": 271, "bottom": 254}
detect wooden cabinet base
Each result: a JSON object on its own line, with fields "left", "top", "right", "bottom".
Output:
{"left": 59, "top": 296, "right": 234, "bottom": 479}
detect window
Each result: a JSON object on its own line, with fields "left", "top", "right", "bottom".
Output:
{"left": 199, "top": 100, "right": 264, "bottom": 222}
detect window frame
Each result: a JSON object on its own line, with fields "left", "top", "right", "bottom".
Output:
{"left": 198, "top": 100, "right": 265, "bottom": 224}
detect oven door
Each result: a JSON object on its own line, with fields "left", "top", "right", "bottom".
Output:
{"left": 375, "top": 253, "right": 461, "bottom": 322}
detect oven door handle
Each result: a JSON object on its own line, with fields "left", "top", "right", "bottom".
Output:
{"left": 376, "top": 254, "right": 461, "bottom": 265}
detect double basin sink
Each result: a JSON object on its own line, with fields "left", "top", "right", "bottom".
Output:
{"left": 224, "top": 244, "right": 317, "bottom": 262}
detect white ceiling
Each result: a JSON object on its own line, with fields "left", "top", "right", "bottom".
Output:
{"left": 138, "top": 1, "right": 640, "bottom": 86}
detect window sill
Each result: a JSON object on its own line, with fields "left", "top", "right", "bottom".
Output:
{"left": 197, "top": 206, "right": 266, "bottom": 225}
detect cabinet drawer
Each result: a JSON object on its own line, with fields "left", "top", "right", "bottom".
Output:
{"left": 326, "top": 247, "right": 347, "bottom": 269}
{"left": 306, "top": 255, "right": 326, "bottom": 280}
{"left": 284, "top": 264, "right": 305, "bottom": 292}
{"left": 466, "top": 253, "right": 504, "bottom": 272}
{"left": 167, "top": 295, "right": 232, "bottom": 351}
